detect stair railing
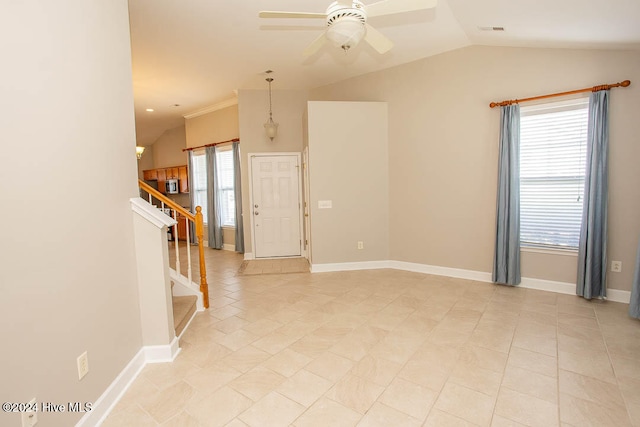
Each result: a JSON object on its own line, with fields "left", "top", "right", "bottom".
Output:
{"left": 138, "top": 179, "right": 209, "bottom": 309}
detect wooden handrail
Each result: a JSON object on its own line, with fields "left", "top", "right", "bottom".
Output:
{"left": 138, "top": 179, "right": 209, "bottom": 309}
{"left": 138, "top": 180, "right": 195, "bottom": 221}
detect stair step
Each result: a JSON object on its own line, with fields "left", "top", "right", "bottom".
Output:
{"left": 172, "top": 295, "right": 197, "bottom": 337}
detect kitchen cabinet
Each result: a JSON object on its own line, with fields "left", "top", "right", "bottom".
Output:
{"left": 156, "top": 169, "right": 167, "bottom": 194}
{"left": 142, "top": 165, "right": 189, "bottom": 194}
{"left": 143, "top": 169, "right": 157, "bottom": 180}
{"left": 167, "top": 167, "right": 179, "bottom": 180}
{"left": 177, "top": 213, "right": 188, "bottom": 240}
{"left": 178, "top": 166, "right": 189, "bottom": 193}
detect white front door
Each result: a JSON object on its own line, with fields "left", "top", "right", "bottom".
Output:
{"left": 251, "top": 154, "right": 302, "bottom": 258}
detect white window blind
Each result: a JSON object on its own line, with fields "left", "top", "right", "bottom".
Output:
{"left": 190, "top": 148, "right": 236, "bottom": 227}
{"left": 216, "top": 148, "right": 235, "bottom": 227}
{"left": 191, "top": 152, "right": 208, "bottom": 222}
{"left": 520, "top": 98, "right": 589, "bottom": 249}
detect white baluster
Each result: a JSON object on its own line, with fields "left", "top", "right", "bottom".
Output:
{"left": 185, "top": 216, "right": 192, "bottom": 285}
{"left": 148, "top": 193, "right": 152, "bottom": 204}
{"left": 173, "top": 210, "right": 181, "bottom": 277}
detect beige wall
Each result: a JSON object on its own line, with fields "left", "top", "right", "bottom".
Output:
{"left": 0, "top": 1, "right": 143, "bottom": 426}
{"left": 137, "top": 144, "right": 155, "bottom": 179}
{"left": 152, "top": 125, "right": 188, "bottom": 169}
{"left": 238, "top": 89, "right": 308, "bottom": 254}
{"left": 311, "top": 45, "right": 640, "bottom": 291}
{"left": 185, "top": 105, "right": 239, "bottom": 149}
{"left": 307, "top": 102, "right": 389, "bottom": 264}
{"left": 150, "top": 125, "right": 190, "bottom": 208}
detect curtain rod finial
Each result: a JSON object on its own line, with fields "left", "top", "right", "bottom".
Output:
{"left": 621, "top": 80, "right": 631, "bottom": 87}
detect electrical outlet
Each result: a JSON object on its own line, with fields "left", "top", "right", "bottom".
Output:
{"left": 77, "top": 351, "right": 89, "bottom": 380}
{"left": 21, "top": 398, "right": 37, "bottom": 427}
{"left": 357, "top": 241, "right": 364, "bottom": 250}
{"left": 611, "top": 261, "right": 622, "bottom": 273}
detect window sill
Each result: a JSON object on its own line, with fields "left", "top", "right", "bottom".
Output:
{"left": 521, "top": 246, "right": 578, "bottom": 257}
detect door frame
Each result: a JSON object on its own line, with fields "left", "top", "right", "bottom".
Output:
{"left": 247, "top": 152, "right": 305, "bottom": 259}
{"left": 302, "top": 146, "right": 312, "bottom": 263}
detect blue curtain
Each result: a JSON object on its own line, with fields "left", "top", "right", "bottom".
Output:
{"left": 206, "top": 146, "right": 223, "bottom": 249}
{"left": 493, "top": 104, "right": 521, "bottom": 286}
{"left": 187, "top": 151, "right": 197, "bottom": 244}
{"left": 630, "top": 237, "right": 640, "bottom": 319}
{"left": 232, "top": 142, "right": 245, "bottom": 253}
{"left": 577, "top": 91, "right": 609, "bottom": 300}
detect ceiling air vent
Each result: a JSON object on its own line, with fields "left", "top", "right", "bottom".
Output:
{"left": 478, "top": 26, "right": 505, "bottom": 32}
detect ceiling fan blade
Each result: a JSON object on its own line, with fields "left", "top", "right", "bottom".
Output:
{"left": 259, "top": 11, "right": 327, "bottom": 19}
{"left": 364, "top": 24, "right": 394, "bottom": 54}
{"left": 366, "top": 0, "right": 437, "bottom": 18}
{"left": 303, "top": 32, "right": 327, "bottom": 57}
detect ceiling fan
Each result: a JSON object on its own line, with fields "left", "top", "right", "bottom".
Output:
{"left": 259, "top": 0, "right": 437, "bottom": 56}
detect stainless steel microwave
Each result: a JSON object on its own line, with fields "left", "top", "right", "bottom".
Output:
{"left": 165, "top": 179, "right": 179, "bottom": 194}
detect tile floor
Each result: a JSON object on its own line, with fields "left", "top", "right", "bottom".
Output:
{"left": 103, "top": 249, "right": 640, "bottom": 426}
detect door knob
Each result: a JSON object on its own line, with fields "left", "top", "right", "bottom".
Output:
{"left": 254, "top": 211, "right": 259, "bottom": 215}
{"left": 254, "top": 204, "right": 259, "bottom": 208}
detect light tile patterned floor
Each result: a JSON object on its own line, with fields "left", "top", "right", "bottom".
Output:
{"left": 104, "top": 249, "right": 640, "bottom": 426}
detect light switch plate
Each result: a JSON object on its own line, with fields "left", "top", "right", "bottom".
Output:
{"left": 318, "top": 200, "right": 332, "bottom": 209}
{"left": 77, "top": 351, "right": 89, "bottom": 380}
{"left": 21, "top": 398, "right": 37, "bottom": 427}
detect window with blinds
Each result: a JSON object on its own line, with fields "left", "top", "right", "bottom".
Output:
{"left": 519, "top": 98, "right": 589, "bottom": 249}
{"left": 191, "top": 148, "right": 235, "bottom": 227}
{"left": 216, "top": 148, "right": 235, "bottom": 227}
{"left": 191, "top": 152, "right": 208, "bottom": 222}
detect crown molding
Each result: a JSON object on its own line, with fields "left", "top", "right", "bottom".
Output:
{"left": 183, "top": 97, "right": 238, "bottom": 119}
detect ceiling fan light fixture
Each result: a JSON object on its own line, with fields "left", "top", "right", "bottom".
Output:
{"left": 326, "top": 16, "right": 366, "bottom": 50}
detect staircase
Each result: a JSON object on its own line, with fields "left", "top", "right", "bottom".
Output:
{"left": 137, "top": 178, "right": 209, "bottom": 345}
{"left": 171, "top": 281, "right": 197, "bottom": 337}
{"left": 172, "top": 295, "right": 198, "bottom": 337}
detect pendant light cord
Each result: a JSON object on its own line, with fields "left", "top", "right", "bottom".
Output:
{"left": 266, "top": 77, "right": 274, "bottom": 121}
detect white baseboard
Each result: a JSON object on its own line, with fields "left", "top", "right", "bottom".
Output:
{"left": 311, "top": 259, "right": 631, "bottom": 304}
{"left": 144, "top": 337, "right": 181, "bottom": 363}
{"left": 607, "top": 288, "right": 632, "bottom": 304}
{"left": 244, "top": 252, "right": 254, "bottom": 260}
{"left": 75, "top": 349, "right": 146, "bottom": 427}
{"left": 311, "top": 260, "right": 390, "bottom": 273}
{"left": 388, "top": 260, "right": 492, "bottom": 282}
{"left": 76, "top": 338, "right": 180, "bottom": 426}
{"left": 519, "top": 276, "right": 574, "bottom": 295}
{"left": 223, "top": 243, "right": 235, "bottom": 252}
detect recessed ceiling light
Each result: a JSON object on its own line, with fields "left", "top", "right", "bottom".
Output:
{"left": 146, "top": 108, "right": 154, "bottom": 112}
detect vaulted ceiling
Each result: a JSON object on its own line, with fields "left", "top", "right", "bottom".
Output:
{"left": 128, "top": 0, "right": 640, "bottom": 145}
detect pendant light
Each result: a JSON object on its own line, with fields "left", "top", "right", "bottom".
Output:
{"left": 264, "top": 75, "right": 278, "bottom": 141}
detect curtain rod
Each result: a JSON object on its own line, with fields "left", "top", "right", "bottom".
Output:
{"left": 182, "top": 138, "right": 239, "bottom": 152}
{"left": 489, "top": 80, "right": 631, "bottom": 108}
